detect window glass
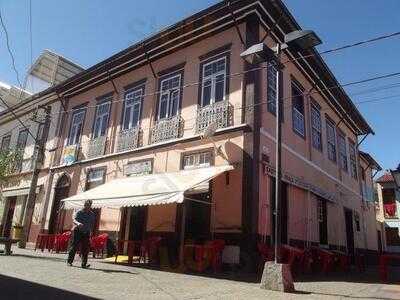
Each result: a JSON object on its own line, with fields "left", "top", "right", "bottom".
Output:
{"left": 158, "top": 74, "right": 181, "bottom": 120}
{"left": 326, "top": 119, "right": 337, "bottom": 162}
{"left": 16, "top": 130, "right": 28, "bottom": 150}
{"left": 123, "top": 88, "right": 142, "bottom": 130}
{"left": 0, "top": 135, "right": 11, "bottom": 152}
{"left": 183, "top": 151, "right": 212, "bottom": 170}
{"left": 338, "top": 133, "right": 348, "bottom": 172}
{"left": 93, "top": 101, "right": 110, "bottom": 138}
{"left": 86, "top": 168, "right": 105, "bottom": 190}
{"left": 292, "top": 83, "right": 305, "bottom": 137}
{"left": 349, "top": 141, "right": 358, "bottom": 179}
{"left": 201, "top": 57, "right": 226, "bottom": 106}
{"left": 311, "top": 103, "right": 322, "bottom": 151}
{"left": 267, "top": 62, "right": 278, "bottom": 115}
{"left": 67, "top": 108, "right": 86, "bottom": 146}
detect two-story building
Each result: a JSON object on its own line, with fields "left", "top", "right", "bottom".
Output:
{"left": 376, "top": 172, "right": 400, "bottom": 253}
{"left": 0, "top": 0, "right": 382, "bottom": 266}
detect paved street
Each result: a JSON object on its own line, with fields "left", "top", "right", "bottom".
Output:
{"left": 0, "top": 248, "right": 399, "bottom": 300}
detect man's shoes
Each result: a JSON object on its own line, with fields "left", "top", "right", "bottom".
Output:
{"left": 67, "top": 262, "right": 73, "bottom": 267}
{"left": 81, "top": 264, "right": 90, "bottom": 269}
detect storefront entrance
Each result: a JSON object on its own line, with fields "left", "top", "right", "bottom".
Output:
{"left": 49, "top": 175, "right": 70, "bottom": 234}
{"left": 2, "top": 197, "right": 16, "bottom": 238}
{"left": 128, "top": 207, "right": 147, "bottom": 241}
{"left": 344, "top": 208, "right": 355, "bottom": 256}
{"left": 184, "top": 193, "right": 211, "bottom": 242}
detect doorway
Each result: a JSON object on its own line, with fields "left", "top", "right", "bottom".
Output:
{"left": 270, "top": 179, "right": 288, "bottom": 245}
{"left": 377, "top": 230, "right": 383, "bottom": 254}
{"left": 48, "top": 175, "right": 70, "bottom": 234}
{"left": 3, "top": 197, "right": 16, "bottom": 238}
{"left": 128, "top": 207, "right": 147, "bottom": 241}
{"left": 344, "top": 208, "right": 355, "bottom": 256}
{"left": 318, "top": 199, "right": 328, "bottom": 245}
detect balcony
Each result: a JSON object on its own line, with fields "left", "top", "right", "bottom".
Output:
{"left": 117, "top": 127, "right": 140, "bottom": 152}
{"left": 85, "top": 136, "right": 107, "bottom": 159}
{"left": 150, "top": 115, "right": 183, "bottom": 144}
{"left": 384, "top": 203, "right": 398, "bottom": 219}
{"left": 195, "top": 101, "right": 231, "bottom": 133}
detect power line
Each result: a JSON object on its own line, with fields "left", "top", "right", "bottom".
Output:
{"left": 0, "top": 8, "right": 23, "bottom": 89}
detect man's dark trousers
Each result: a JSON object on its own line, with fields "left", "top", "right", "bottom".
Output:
{"left": 67, "top": 228, "right": 90, "bottom": 266}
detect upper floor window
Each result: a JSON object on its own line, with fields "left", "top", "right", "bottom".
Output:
{"left": 326, "top": 118, "right": 337, "bottom": 162}
{"left": 158, "top": 74, "right": 181, "bottom": 120}
{"left": 0, "top": 135, "right": 11, "bottom": 152}
{"left": 86, "top": 168, "right": 106, "bottom": 190}
{"left": 16, "top": 129, "right": 28, "bottom": 151}
{"left": 267, "top": 62, "right": 278, "bottom": 115}
{"left": 123, "top": 87, "right": 143, "bottom": 130}
{"left": 67, "top": 108, "right": 86, "bottom": 146}
{"left": 201, "top": 57, "right": 226, "bottom": 107}
{"left": 311, "top": 102, "right": 322, "bottom": 151}
{"left": 93, "top": 100, "right": 111, "bottom": 138}
{"left": 349, "top": 141, "right": 358, "bottom": 179}
{"left": 183, "top": 151, "right": 212, "bottom": 170}
{"left": 338, "top": 132, "right": 348, "bottom": 172}
{"left": 291, "top": 81, "right": 305, "bottom": 137}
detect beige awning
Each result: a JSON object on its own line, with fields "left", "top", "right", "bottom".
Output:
{"left": 62, "top": 165, "right": 234, "bottom": 209}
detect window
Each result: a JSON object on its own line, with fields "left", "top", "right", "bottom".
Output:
{"left": 326, "top": 119, "right": 337, "bottom": 162}
{"left": 86, "top": 168, "right": 106, "bottom": 190}
{"left": 291, "top": 82, "right": 305, "bottom": 137}
{"left": 311, "top": 102, "right": 322, "bottom": 151}
{"left": 123, "top": 88, "right": 143, "bottom": 130}
{"left": 93, "top": 100, "right": 111, "bottom": 138}
{"left": 201, "top": 57, "right": 226, "bottom": 107}
{"left": 267, "top": 62, "right": 278, "bottom": 115}
{"left": 0, "top": 135, "right": 11, "bottom": 152}
{"left": 183, "top": 151, "right": 212, "bottom": 170}
{"left": 318, "top": 199, "right": 328, "bottom": 245}
{"left": 349, "top": 141, "right": 358, "bottom": 179}
{"left": 338, "top": 132, "right": 348, "bottom": 172}
{"left": 67, "top": 108, "right": 86, "bottom": 146}
{"left": 158, "top": 74, "right": 181, "bottom": 120}
{"left": 16, "top": 129, "right": 28, "bottom": 150}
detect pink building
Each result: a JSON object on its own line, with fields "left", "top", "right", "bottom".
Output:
{"left": 5, "top": 0, "right": 381, "bottom": 266}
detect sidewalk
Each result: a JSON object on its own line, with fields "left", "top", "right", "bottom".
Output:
{"left": 0, "top": 248, "right": 399, "bottom": 300}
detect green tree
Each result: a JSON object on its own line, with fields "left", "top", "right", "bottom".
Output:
{"left": 0, "top": 150, "right": 21, "bottom": 182}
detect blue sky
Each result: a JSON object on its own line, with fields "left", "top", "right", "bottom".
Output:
{"left": 0, "top": 0, "right": 399, "bottom": 172}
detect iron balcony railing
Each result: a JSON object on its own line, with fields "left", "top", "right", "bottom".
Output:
{"left": 116, "top": 127, "right": 140, "bottom": 152}
{"left": 150, "top": 115, "right": 183, "bottom": 144}
{"left": 86, "top": 136, "right": 107, "bottom": 159}
{"left": 195, "top": 100, "right": 230, "bottom": 133}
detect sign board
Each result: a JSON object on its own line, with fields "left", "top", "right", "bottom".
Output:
{"left": 62, "top": 145, "right": 78, "bottom": 166}
{"left": 263, "top": 162, "right": 336, "bottom": 203}
{"left": 124, "top": 159, "right": 153, "bottom": 177}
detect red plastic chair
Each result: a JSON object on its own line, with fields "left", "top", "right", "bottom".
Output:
{"left": 90, "top": 233, "right": 108, "bottom": 258}
{"left": 206, "top": 240, "right": 225, "bottom": 273}
{"left": 54, "top": 231, "right": 71, "bottom": 253}
{"left": 257, "top": 242, "right": 274, "bottom": 272}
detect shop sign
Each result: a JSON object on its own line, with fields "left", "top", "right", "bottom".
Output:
{"left": 263, "top": 162, "right": 336, "bottom": 203}
{"left": 124, "top": 159, "right": 152, "bottom": 177}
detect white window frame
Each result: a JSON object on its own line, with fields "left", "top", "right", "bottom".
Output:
{"left": 67, "top": 108, "right": 86, "bottom": 146}
{"left": 122, "top": 88, "right": 143, "bottom": 130}
{"left": 311, "top": 103, "right": 322, "bottom": 151}
{"left": 87, "top": 168, "right": 105, "bottom": 183}
{"left": 183, "top": 151, "right": 212, "bottom": 170}
{"left": 201, "top": 57, "right": 227, "bottom": 107}
{"left": 158, "top": 74, "right": 181, "bottom": 120}
{"left": 349, "top": 141, "right": 358, "bottom": 179}
{"left": 93, "top": 100, "right": 111, "bottom": 139}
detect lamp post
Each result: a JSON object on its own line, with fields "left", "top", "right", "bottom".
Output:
{"left": 241, "top": 29, "right": 321, "bottom": 292}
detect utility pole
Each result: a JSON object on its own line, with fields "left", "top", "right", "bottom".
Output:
{"left": 19, "top": 106, "right": 51, "bottom": 248}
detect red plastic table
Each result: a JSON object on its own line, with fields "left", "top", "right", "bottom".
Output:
{"left": 379, "top": 254, "right": 400, "bottom": 281}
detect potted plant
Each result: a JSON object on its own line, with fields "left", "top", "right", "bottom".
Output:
{"left": 12, "top": 222, "right": 24, "bottom": 240}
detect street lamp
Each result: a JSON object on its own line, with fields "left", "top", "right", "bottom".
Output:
{"left": 390, "top": 164, "right": 400, "bottom": 189}
{"left": 241, "top": 29, "right": 321, "bottom": 292}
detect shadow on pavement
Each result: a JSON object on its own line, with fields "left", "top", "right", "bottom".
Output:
{"left": 0, "top": 274, "right": 99, "bottom": 300}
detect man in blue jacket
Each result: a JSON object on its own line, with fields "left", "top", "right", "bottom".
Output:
{"left": 67, "top": 199, "right": 95, "bottom": 268}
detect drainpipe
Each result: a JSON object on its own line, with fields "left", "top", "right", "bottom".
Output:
{"left": 306, "top": 87, "right": 316, "bottom": 162}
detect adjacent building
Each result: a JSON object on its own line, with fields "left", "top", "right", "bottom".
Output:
{"left": 376, "top": 173, "right": 400, "bottom": 253}
{"left": 0, "top": 0, "right": 383, "bottom": 265}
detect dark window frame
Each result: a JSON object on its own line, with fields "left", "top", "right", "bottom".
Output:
{"left": 0, "top": 134, "right": 11, "bottom": 152}
{"left": 291, "top": 80, "right": 306, "bottom": 139}
{"left": 310, "top": 100, "right": 323, "bottom": 151}
{"left": 325, "top": 116, "right": 337, "bottom": 163}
